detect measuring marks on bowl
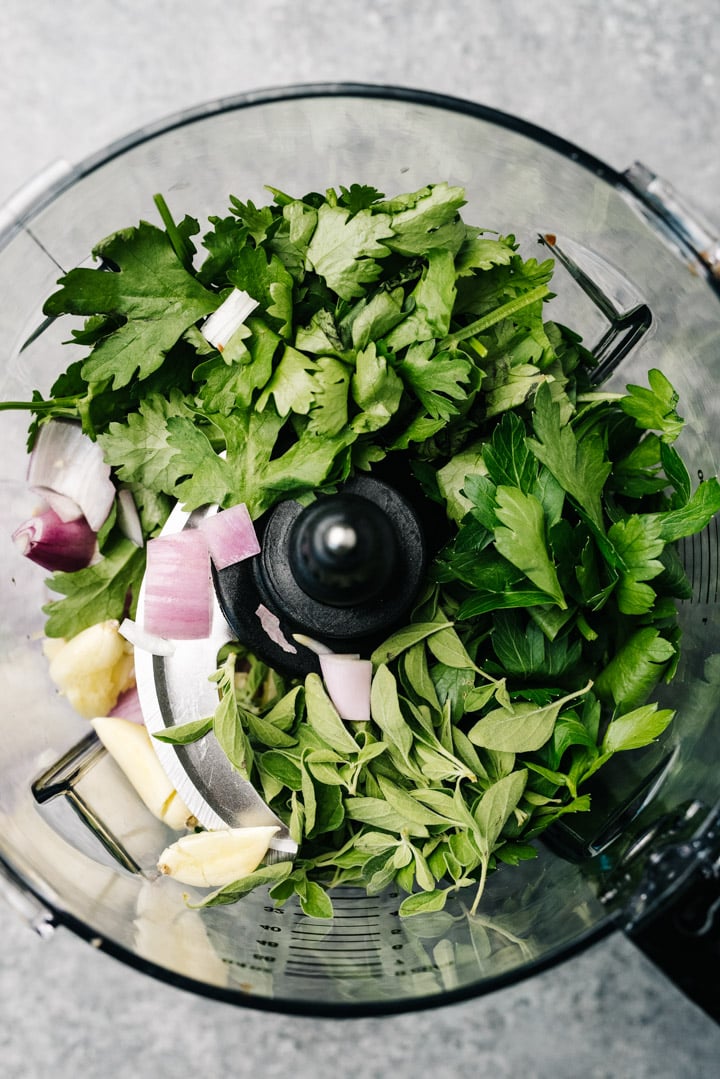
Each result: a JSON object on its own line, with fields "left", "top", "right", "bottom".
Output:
{"left": 679, "top": 511, "right": 720, "bottom": 607}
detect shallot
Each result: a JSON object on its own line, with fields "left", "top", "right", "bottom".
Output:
{"left": 119, "top": 617, "right": 175, "bottom": 657}
{"left": 319, "top": 653, "right": 372, "bottom": 722}
{"left": 198, "top": 502, "right": 260, "bottom": 569}
{"left": 200, "top": 288, "right": 259, "bottom": 352}
{"left": 12, "top": 505, "right": 96, "bottom": 572}
{"left": 27, "top": 419, "right": 115, "bottom": 531}
{"left": 143, "top": 529, "right": 212, "bottom": 640}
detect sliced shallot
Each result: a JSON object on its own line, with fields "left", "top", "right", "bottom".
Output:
{"left": 116, "top": 488, "right": 144, "bottom": 547}
{"left": 255, "top": 604, "right": 297, "bottom": 654}
{"left": 200, "top": 288, "right": 259, "bottom": 352}
{"left": 28, "top": 419, "right": 115, "bottom": 531}
{"left": 12, "top": 505, "right": 96, "bottom": 572}
{"left": 120, "top": 617, "right": 176, "bottom": 657}
{"left": 198, "top": 502, "right": 260, "bottom": 570}
{"left": 292, "top": 633, "right": 334, "bottom": 655}
{"left": 110, "top": 684, "right": 145, "bottom": 725}
{"left": 143, "top": 530, "right": 212, "bottom": 640}
{"left": 319, "top": 653, "right": 372, "bottom": 722}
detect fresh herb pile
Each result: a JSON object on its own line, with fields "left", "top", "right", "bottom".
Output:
{"left": 8, "top": 182, "right": 720, "bottom": 918}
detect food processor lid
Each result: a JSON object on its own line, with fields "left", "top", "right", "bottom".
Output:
{"left": 1, "top": 83, "right": 720, "bottom": 1018}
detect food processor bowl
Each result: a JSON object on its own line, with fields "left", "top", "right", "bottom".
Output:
{"left": 1, "top": 85, "right": 719, "bottom": 1017}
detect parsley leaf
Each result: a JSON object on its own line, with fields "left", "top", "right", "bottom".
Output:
{"left": 493, "top": 486, "right": 566, "bottom": 608}
{"left": 607, "top": 514, "right": 665, "bottom": 615}
{"left": 620, "top": 368, "right": 684, "bottom": 442}
{"left": 43, "top": 538, "right": 145, "bottom": 637}
{"left": 527, "top": 382, "right": 611, "bottom": 531}
{"left": 483, "top": 411, "right": 536, "bottom": 493}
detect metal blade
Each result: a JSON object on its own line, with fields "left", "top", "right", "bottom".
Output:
{"left": 135, "top": 501, "right": 296, "bottom": 855}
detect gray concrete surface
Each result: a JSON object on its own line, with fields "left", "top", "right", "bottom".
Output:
{"left": 1, "top": 1, "right": 719, "bottom": 1076}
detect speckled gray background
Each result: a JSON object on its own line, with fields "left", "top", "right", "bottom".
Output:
{"left": 1, "top": 1, "right": 719, "bottom": 1076}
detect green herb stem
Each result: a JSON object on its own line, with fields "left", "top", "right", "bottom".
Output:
{"left": 441, "top": 285, "right": 550, "bottom": 349}
{"left": 0, "top": 397, "right": 79, "bottom": 413}
{"left": 153, "top": 192, "right": 194, "bottom": 272}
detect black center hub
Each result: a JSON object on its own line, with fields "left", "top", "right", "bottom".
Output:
{"left": 212, "top": 474, "right": 428, "bottom": 677}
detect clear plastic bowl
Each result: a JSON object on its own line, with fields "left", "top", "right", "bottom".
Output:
{"left": 1, "top": 84, "right": 719, "bottom": 1017}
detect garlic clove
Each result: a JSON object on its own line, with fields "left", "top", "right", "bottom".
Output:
{"left": 47, "top": 619, "right": 135, "bottom": 718}
{"left": 157, "top": 826, "right": 280, "bottom": 887}
{"left": 91, "top": 715, "right": 193, "bottom": 829}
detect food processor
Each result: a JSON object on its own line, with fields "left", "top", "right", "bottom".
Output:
{"left": 1, "top": 84, "right": 719, "bottom": 1019}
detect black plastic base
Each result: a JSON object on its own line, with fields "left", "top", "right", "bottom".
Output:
{"left": 629, "top": 871, "right": 720, "bottom": 1023}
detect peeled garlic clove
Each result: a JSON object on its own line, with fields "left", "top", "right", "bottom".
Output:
{"left": 91, "top": 715, "right": 193, "bottom": 829}
{"left": 158, "top": 826, "right": 280, "bottom": 887}
{"left": 47, "top": 619, "right": 135, "bottom": 718}
{"left": 160, "top": 790, "right": 196, "bottom": 832}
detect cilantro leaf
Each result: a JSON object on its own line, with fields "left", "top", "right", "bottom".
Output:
{"left": 307, "top": 356, "right": 351, "bottom": 436}
{"left": 397, "top": 341, "right": 473, "bottom": 421}
{"left": 295, "top": 309, "right": 345, "bottom": 357}
{"left": 455, "top": 234, "right": 516, "bottom": 275}
{"left": 435, "top": 442, "right": 487, "bottom": 523}
{"left": 166, "top": 416, "right": 235, "bottom": 509}
{"left": 385, "top": 247, "right": 458, "bottom": 350}
{"left": 350, "top": 343, "right": 404, "bottom": 434}
{"left": 228, "top": 245, "right": 294, "bottom": 338}
{"left": 44, "top": 222, "right": 219, "bottom": 389}
{"left": 262, "top": 425, "right": 355, "bottom": 506}
{"left": 337, "top": 184, "right": 385, "bottom": 214}
{"left": 97, "top": 389, "right": 196, "bottom": 494}
{"left": 349, "top": 287, "right": 407, "bottom": 350}
{"left": 383, "top": 182, "right": 467, "bottom": 257}
{"left": 305, "top": 203, "right": 393, "bottom": 300}
{"left": 168, "top": 406, "right": 352, "bottom": 517}
{"left": 228, "top": 196, "right": 276, "bottom": 243}
{"left": 483, "top": 363, "right": 547, "bottom": 418}
{"left": 256, "top": 344, "right": 316, "bottom": 417}
{"left": 196, "top": 317, "right": 280, "bottom": 413}
{"left": 197, "top": 215, "right": 249, "bottom": 287}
